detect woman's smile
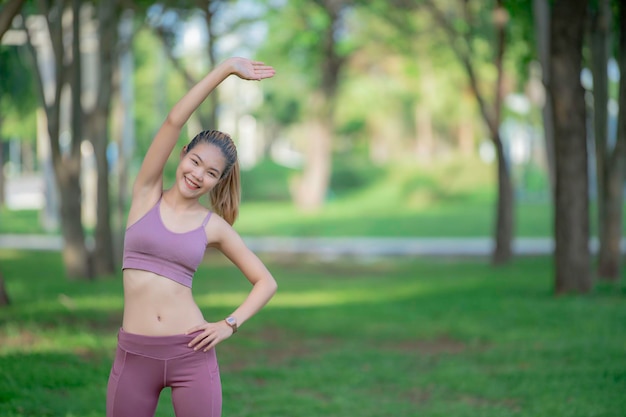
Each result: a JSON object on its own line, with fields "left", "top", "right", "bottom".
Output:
{"left": 184, "top": 175, "right": 201, "bottom": 190}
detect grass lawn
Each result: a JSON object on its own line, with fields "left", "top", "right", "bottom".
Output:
{"left": 0, "top": 249, "right": 624, "bottom": 417}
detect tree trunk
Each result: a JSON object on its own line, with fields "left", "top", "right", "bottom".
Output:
{"left": 294, "top": 0, "right": 344, "bottom": 211}
{"left": 86, "top": 0, "right": 118, "bottom": 276}
{"left": 91, "top": 110, "right": 116, "bottom": 275}
{"left": 598, "top": 0, "right": 626, "bottom": 279}
{"left": 113, "top": 9, "right": 135, "bottom": 264}
{"left": 487, "top": 0, "right": 513, "bottom": 264}
{"left": 24, "top": 1, "right": 91, "bottom": 279}
{"left": 56, "top": 165, "right": 91, "bottom": 278}
{"left": 492, "top": 135, "right": 514, "bottom": 264}
{"left": 589, "top": 0, "right": 611, "bottom": 275}
{"left": 0, "top": 0, "right": 26, "bottom": 39}
{"left": 550, "top": 0, "right": 591, "bottom": 294}
{"left": 0, "top": 272, "right": 9, "bottom": 306}
{"left": 423, "top": 0, "right": 513, "bottom": 263}
{"left": 532, "top": 0, "right": 556, "bottom": 196}
{"left": 0, "top": 118, "right": 4, "bottom": 207}
{"left": 294, "top": 110, "right": 332, "bottom": 209}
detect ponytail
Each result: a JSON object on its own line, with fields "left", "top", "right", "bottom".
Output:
{"left": 209, "top": 160, "right": 241, "bottom": 225}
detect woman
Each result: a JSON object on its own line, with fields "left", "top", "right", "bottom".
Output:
{"left": 106, "top": 57, "right": 278, "bottom": 417}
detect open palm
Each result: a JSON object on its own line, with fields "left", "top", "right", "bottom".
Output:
{"left": 229, "top": 57, "right": 275, "bottom": 81}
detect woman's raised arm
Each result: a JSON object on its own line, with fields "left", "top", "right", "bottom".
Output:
{"left": 132, "top": 58, "right": 275, "bottom": 198}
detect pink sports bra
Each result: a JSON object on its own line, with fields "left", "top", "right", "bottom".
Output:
{"left": 122, "top": 196, "right": 211, "bottom": 288}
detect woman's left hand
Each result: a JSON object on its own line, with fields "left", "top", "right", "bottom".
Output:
{"left": 186, "top": 320, "right": 234, "bottom": 351}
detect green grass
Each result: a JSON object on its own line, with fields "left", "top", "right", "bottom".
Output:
{"left": 0, "top": 207, "right": 48, "bottom": 234}
{"left": 0, "top": 249, "right": 624, "bottom": 417}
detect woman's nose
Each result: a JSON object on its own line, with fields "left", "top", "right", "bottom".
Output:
{"left": 192, "top": 167, "right": 204, "bottom": 181}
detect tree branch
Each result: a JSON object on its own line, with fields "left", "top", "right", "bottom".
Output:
{"left": 422, "top": 0, "right": 497, "bottom": 136}
{"left": 0, "top": 0, "right": 26, "bottom": 40}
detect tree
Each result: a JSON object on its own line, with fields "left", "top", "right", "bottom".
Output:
{"left": 550, "top": 0, "right": 591, "bottom": 294}
{"left": 83, "top": 0, "right": 120, "bottom": 276}
{"left": 0, "top": 0, "right": 28, "bottom": 208}
{"left": 602, "top": 0, "right": 626, "bottom": 280}
{"left": 0, "top": 0, "right": 25, "bottom": 36}
{"left": 532, "top": 0, "right": 555, "bottom": 195}
{"left": 22, "top": 0, "right": 91, "bottom": 279}
{"left": 589, "top": 0, "right": 625, "bottom": 280}
{"left": 420, "top": 0, "right": 514, "bottom": 264}
{"left": 0, "top": 0, "right": 26, "bottom": 306}
{"left": 292, "top": 0, "right": 350, "bottom": 209}
{"left": 149, "top": 0, "right": 234, "bottom": 130}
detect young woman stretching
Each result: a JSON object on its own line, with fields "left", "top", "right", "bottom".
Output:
{"left": 106, "top": 57, "right": 277, "bottom": 417}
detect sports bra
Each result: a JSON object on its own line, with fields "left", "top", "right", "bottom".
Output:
{"left": 122, "top": 195, "right": 211, "bottom": 288}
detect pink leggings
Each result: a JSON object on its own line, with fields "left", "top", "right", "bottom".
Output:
{"left": 106, "top": 328, "right": 222, "bottom": 417}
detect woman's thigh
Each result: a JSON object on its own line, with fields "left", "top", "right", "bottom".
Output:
{"left": 169, "top": 349, "right": 222, "bottom": 417}
{"left": 107, "top": 347, "right": 165, "bottom": 417}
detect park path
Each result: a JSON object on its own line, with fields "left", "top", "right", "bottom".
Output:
{"left": 1, "top": 235, "right": 625, "bottom": 257}
{"left": 0, "top": 234, "right": 563, "bottom": 256}
{"left": 3, "top": 175, "right": 624, "bottom": 257}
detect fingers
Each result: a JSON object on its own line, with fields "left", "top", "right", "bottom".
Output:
{"left": 255, "top": 68, "right": 276, "bottom": 80}
{"left": 188, "top": 331, "right": 215, "bottom": 351}
{"left": 248, "top": 60, "right": 275, "bottom": 80}
{"left": 187, "top": 322, "right": 232, "bottom": 351}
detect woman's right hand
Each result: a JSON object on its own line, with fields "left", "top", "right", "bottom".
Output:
{"left": 227, "top": 57, "right": 275, "bottom": 81}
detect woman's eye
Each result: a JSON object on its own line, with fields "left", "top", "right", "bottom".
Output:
{"left": 192, "top": 160, "right": 198, "bottom": 165}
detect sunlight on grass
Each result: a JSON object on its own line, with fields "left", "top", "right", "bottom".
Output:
{"left": 5, "top": 294, "right": 123, "bottom": 316}
{"left": 265, "top": 281, "right": 428, "bottom": 307}
{"left": 1, "top": 322, "right": 117, "bottom": 355}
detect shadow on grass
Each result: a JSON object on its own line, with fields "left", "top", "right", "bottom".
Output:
{"left": 0, "top": 351, "right": 109, "bottom": 417}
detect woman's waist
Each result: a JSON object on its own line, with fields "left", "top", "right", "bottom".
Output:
{"left": 121, "top": 307, "right": 205, "bottom": 336}
{"left": 121, "top": 269, "right": 204, "bottom": 336}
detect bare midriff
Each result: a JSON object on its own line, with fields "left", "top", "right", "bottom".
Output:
{"left": 122, "top": 268, "right": 205, "bottom": 336}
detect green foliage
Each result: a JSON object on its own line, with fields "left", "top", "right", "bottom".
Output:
{"left": 241, "top": 159, "right": 296, "bottom": 201}
{"left": 0, "top": 251, "right": 624, "bottom": 417}
{"left": 0, "top": 45, "right": 37, "bottom": 143}
{"left": 132, "top": 28, "right": 170, "bottom": 159}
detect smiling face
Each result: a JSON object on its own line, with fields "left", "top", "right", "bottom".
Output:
{"left": 176, "top": 142, "right": 227, "bottom": 197}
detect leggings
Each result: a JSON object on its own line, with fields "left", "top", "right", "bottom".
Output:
{"left": 106, "top": 328, "right": 222, "bottom": 417}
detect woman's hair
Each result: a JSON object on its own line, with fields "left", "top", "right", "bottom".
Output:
{"left": 186, "top": 130, "right": 241, "bottom": 225}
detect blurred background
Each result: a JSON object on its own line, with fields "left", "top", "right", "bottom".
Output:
{"left": 3, "top": 0, "right": 623, "bottom": 282}
{"left": 0, "top": 1, "right": 625, "bottom": 416}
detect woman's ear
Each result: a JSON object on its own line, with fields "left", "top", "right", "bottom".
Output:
{"left": 180, "top": 145, "right": 188, "bottom": 160}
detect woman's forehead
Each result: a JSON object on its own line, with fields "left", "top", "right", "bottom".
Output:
{"left": 191, "top": 143, "right": 222, "bottom": 156}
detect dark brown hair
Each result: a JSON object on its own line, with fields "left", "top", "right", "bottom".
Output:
{"left": 186, "top": 130, "right": 241, "bottom": 225}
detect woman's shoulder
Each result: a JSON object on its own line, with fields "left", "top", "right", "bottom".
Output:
{"left": 205, "top": 212, "right": 239, "bottom": 246}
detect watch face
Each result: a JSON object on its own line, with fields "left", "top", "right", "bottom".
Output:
{"left": 226, "top": 317, "right": 236, "bottom": 325}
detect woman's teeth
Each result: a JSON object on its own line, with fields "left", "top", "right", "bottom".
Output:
{"left": 185, "top": 177, "right": 199, "bottom": 189}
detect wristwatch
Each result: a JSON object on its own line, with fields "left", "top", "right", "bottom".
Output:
{"left": 224, "top": 316, "right": 238, "bottom": 334}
